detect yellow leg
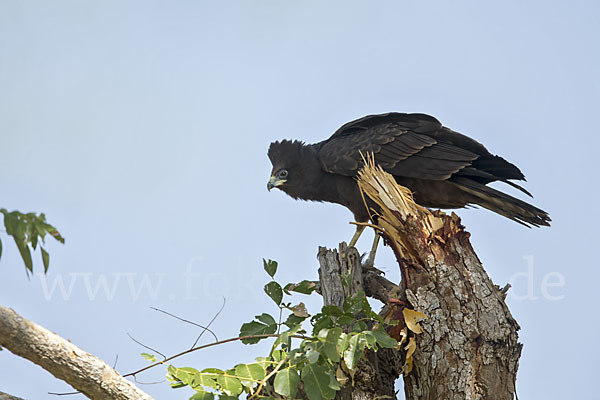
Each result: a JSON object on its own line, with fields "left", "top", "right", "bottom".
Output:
{"left": 348, "top": 224, "right": 366, "bottom": 248}
{"left": 365, "top": 232, "right": 380, "bottom": 267}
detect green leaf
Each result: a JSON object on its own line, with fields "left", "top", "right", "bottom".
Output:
{"left": 216, "top": 373, "right": 242, "bottom": 396}
{"left": 288, "top": 348, "right": 303, "bottom": 363}
{"left": 167, "top": 365, "right": 186, "bottom": 387}
{"left": 272, "top": 349, "right": 287, "bottom": 363}
{"left": 13, "top": 237, "right": 32, "bottom": 272}
{"left": 362, "top": 331, "right": 377, "bottom": 350}
{"left": 337, "top": 314, "right": 355, "bottom": 326}
{"left": 171, "top": 367, "right": 200, "bottom": 386}
{"left": 312, "top": 315, "right": 334, "bottom": 335}
{"left": 263, "top": 259, "right": 278, "bottom": 278}
{"left": 2, "top": 211, "right": 18, "bottom": 236}
{"left": 352, "top": 320, "right": 368, "bottom": 332}
{"left": 0, "top": 238, "right": 3, "bottom": 261}
{"left": 193, "top": 372, "right": 219, "bottom": 390}
{"left": 343, "top": 334, "right": 364, "bottom": 370}
{"left": 305, "top": 343, "right": 320, "bottom": 364}
{"left": 372, "top": 328, "right": 398, "bottom": 349}
{"left": 217, "top": 396, "right": 238, "bottom": 400}
{"left": 264, "top": 281, "right": 283, "bottom": 305}
{"left": 301, "top": 363, "right": 337, "bottom": 400}
{"left": 361, "top": 298, "right": 373, "bottom": 315}
{"left": 369, "top": 310, "right": 384, "bottom": 323}
{"left": 285, "top": 280, "right": 318, "bottom": 294}
{"left": 201, "top": 368, "right": 224, "bottom": 374}
{"left": 321, "top": 305, "right": 343, "bottom": 317}
{"left": 41, "top": 247, "right": 50, "bottom": 273}
{"left": 284, "top": 313, "right": 307, "bottom": 328}
{"left": 321, "top": 328, "right": 342, "bottom": 362}
{"left": 274, "top": 368, "right": 300, "bottom": 398}
{"left": 50, "top": 230, "right": 64, "bottom": 243}
{"left": 341, "top": 269, "right": 352, "bottom": 289}
{"left": 140, "top": 353, "right": 157, "bottom": 363}
{"left": 343, "top": 291, "right": 368, "bottom": 315}
{"left": 239, "top": 320, "right": 277, "bottom": 344}
{"left": 337, "top": 332, "right": 350, "bottom": 354}
{"left": 255, "top": 313, "right": 277, "bottom": 326}
{"left": 190, "top": 390, "right": 214, "bottom": 400}
{"left": 328, "top": 370, "right": 341, "bottom": 390}
{"left": 235, "top": 363, "right": 266, "bottom": 388}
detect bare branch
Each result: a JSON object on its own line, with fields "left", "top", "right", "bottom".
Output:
{"left": 149, "top": 303, "right": 220, "bottom": 344}
{"left": 0, "top": 391, "right": 26, "bottom": 400}
{"left": 0, "top": 305, "right": 153, "bottom": 400}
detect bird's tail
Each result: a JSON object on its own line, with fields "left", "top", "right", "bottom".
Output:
{"left": 452, "top": 178, "right": 551, "bottom": 227}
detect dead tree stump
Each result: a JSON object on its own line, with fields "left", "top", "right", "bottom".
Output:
{"left": 398, "top": 214, "right": 521, "bottom": 400}
{"left": 314, "top": 159, "right": 522, "bottom": 399}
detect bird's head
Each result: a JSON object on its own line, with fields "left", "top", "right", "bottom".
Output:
{"left": 267, "top": 140, "right": 307, "bottom": 193}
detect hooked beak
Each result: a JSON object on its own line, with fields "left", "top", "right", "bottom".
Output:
{"left": 267, "top": 175, "right": 286, "bottom": 191}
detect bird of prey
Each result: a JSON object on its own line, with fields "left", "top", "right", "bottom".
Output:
{"left": 267, "top": 113, "right": 550, "bottom": 253}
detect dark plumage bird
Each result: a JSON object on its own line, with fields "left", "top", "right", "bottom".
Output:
{"left": 267, "top": 113, "right": 550, "bottom": 243}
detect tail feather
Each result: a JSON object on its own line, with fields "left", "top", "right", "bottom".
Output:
{"left": 452, "top": 178, "right": 551, "bottom": 227}
{"left": 458, "top": 167, "right": 533, "bottom": 197}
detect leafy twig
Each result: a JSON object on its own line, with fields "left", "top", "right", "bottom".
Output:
{"left": 123, "top": 333, "right": 307, "bottom": 378}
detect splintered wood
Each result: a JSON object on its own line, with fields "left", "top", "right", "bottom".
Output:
{"left": 356, "top": 155, "right": 444, "bottom": 262}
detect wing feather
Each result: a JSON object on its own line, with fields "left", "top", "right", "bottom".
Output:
{"left": 388, "top": 156, "right": 470, "bottom": 180}
{"left": 317, "top": 113, "right": 529, "bottom": 195}
{"left": 413, "top": 144, "right": 477, "bottom": 162}
{"left": 378, "top": 144, "right": 414, "bottom": 160}
{"left": 400, "top": 131, "right": 437, "bottom": 148}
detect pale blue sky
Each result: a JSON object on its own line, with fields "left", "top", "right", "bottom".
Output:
{"left": 1, "top": 1, "right": 598, "bottom": 399}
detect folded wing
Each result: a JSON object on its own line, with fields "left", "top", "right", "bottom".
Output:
{"left": 318, "top": 112, "right": 529, "bottom": 194}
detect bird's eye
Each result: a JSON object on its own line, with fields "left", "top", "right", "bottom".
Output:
{"left": 278, "top": 169, "right": 288, "bottom": 178}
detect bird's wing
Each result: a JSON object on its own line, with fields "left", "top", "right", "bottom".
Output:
{"left": 318, "top": 113, "right": 528, "bottom": 189}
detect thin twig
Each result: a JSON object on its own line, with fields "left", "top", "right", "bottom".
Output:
{"left": 127, "top": 333, "right": 166, "bottom": 361}
{"left": 132, "top": 375, "right": 165, "bottom": 385}
{"left": 191, "top": 296, "right": 225, "bottom": 348}
{"left": 47, "top": 391, "right": 80, "bottom": 396}
{"left": 150, "top": 306, "right": 219, "bottom": 343}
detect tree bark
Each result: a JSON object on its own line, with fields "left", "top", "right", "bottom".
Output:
{"left": 315, "top": 159, "right": 522, "bottom": 399}
{"left": 397, "top": 214, "right": 521, "bottom": 400}
{"left": 0, "top": 305, "right": 153, "bottom": 400}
